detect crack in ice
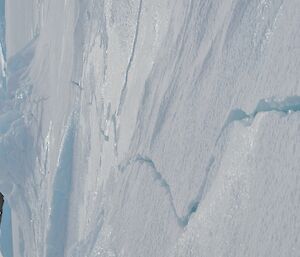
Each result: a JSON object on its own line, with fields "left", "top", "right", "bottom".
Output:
{"left": 116, "top": 0, "right": 143, "bottom": 117}
{"left": 119, "top": 96, "right": 300, "bottom": 228}
{"left": 112, "top": 0, "right": 143, "bottom": 155}
{"left": 218, "top": 95, "right": 300, "bottom": 142}
{"left": 118, "top": 154, "right": 211, "bottom": 227}
{"left": 119, "top": 154, "right": 188, "bottom": 227}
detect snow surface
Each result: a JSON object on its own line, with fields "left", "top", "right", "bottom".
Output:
{"left": 0, "top": 0, "right": 300, "bottom": 256}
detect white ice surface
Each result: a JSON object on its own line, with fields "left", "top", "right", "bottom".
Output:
{"left": 0, "top": 0, "right": 300, "bottom": 257}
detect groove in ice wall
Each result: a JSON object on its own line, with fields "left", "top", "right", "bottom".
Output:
{"left": 45, "top": 112, "right": 77, "bottom": 257}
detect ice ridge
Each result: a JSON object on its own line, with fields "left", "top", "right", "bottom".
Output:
{"left": 219, "top": 96, "right": 300, "bottom": 141}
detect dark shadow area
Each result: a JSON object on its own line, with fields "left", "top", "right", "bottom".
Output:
{"left": 0, "top": 193, "right": 13, "bottom": 257}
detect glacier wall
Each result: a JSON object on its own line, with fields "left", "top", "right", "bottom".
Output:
{"left": 1, "top": 0, "right": 300, "bottom": 256}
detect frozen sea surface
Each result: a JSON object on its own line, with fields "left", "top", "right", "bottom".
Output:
{"left": 0, "top": 0, "right": 300, "bottom": 257}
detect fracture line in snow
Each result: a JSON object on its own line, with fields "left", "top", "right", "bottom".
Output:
{"left": 113, "top": 0, "right": 143, "bottom": 155}
{"left": 118, "top": 154, "right": 211, "bottom": 227}
{"left": 118, "top": 154, "right": 186, "bottom": 227}
{"left": 116, "top": 0, "right": 143, "bottom": 117}
{"left": 119, "top": 96, "right": 300, "bottom": 228}
{"left": 217, "top": 95, "right": 300, "bottom": 143}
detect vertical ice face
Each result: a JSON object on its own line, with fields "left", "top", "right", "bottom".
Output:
{"left": 0, "top": 201, "right": 13, "bottom": 257}
{"left": 1, "top": 0, "right": 300, "bottom": 257}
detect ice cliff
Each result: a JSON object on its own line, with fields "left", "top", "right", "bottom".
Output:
{"left": 0, "top": 0, "right": 300, "bottom": 256}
